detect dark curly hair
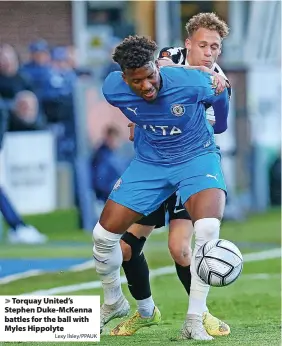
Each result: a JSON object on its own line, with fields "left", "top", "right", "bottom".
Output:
{"left": 112, "top": 35, "right": 158, "bottom": 71}
{"left": 185, "top": 12, "right": 229, "bottom": 39}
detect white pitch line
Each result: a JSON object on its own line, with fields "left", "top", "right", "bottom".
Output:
{"left": 243, "top": 248, "right": 281, "bottom": 261}
{"left": 2, "top": 247, "right": 280, "bottom": 286}
{"left": 23, "top": 248, "right": 281, "bottom": 296}
{"left": 0, "top": 260, "right": 95, "bottom": 285}
{"left": 0, "top": 269, "right": 45, "bottom": 285}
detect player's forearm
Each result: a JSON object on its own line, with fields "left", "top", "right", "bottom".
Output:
{"left": 212, "top": 90, "right": 229, "bottom": 134}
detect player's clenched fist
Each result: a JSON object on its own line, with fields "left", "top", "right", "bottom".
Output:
{"left": 195, "top": 67, "right": 227, "bottom": 95}
{"left": 211, "top": 73, "right": 227, "bottom": 95}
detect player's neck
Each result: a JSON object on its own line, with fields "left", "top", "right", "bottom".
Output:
{"left": 186, "top": 56, "right": 200, "bottom": 67}
{"left": 186, "top": 55, "right": 192, "bottom": 66}
{"left": 185, "top": 51, "right": 194, "bottom": 67}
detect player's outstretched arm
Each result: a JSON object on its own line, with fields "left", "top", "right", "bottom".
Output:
{"left": 199, "top": 74, "right": 229, "bottom": 133}
{"left": 157, "top": 60, "right": 226, "bottom": 95}
{"left": 211, "top": 95, "right": 229, "bottom": 133}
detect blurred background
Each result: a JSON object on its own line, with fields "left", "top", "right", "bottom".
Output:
{"left": 0, "top": 1, "right": 280, "bottom": 288}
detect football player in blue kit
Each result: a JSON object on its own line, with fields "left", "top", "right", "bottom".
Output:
{"left": 94, "top": 35, "right": 228, "bottom": 340}
{"left": 112, "top": 13, "right": 231, "bottom": 338}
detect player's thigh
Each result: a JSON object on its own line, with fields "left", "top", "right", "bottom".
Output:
{"left": 184, "top": 188, "right": 226, "bottom": 221}
{"left": 109, "top": 159, "right": 174, "bottom": 218}
{"left": 100, "top": 199, "right": 143, "bottom": 233}
{"left": 120, "top": 203, "right": 165, "bottom": 258}
{"left": 136, "top": 202, "right": 166, "bottom": 229}
{"left": 166, "top": 191, "right": 191, "bottom": 221}
{"left": 177, "top": 152, "right": 226, "bottom": 222}
{"left": 127, "top": 223, "right": 155, "bottom": 239}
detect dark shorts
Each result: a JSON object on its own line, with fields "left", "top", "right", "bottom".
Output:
{"left": 136, "top": 191, "right": 191, "bottom": 228}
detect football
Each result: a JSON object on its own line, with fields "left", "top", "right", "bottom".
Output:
{"left": 195, "top": 239, "right": 243, "bottom": 287}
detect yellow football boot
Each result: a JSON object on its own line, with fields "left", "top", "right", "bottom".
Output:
{"left": 203, "top": 311, "right": 230, "bottom": 336}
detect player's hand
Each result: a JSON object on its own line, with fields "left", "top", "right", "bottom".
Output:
{"left": 128, "top": 122, "right": 135, "bottom": 141}
{"left": 211, "top": 73, "right": 227, "bottom": 95}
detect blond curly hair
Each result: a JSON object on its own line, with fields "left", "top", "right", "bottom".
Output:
{"left": 185, "top": 12, "right": 229, "bottom": 39}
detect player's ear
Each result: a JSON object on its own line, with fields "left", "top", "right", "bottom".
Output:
{"left": 122, "top": 72, "right": 129, "bottom": 85}
{"left": 218, "top": 45, "right": 222, "bottom": 56}
{"left": 185, "top": 38, "right": 191, "bottom": 51}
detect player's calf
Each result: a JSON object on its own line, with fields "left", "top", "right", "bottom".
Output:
{"left": 93, "top": 222, "right": 124, "bottom": 307}
{"left": 188, "top": 218, "right": 220, "bottom": 315}
{"left": 93, "top": 222, "right": 129, "bottom": 333}
{"left": 121, "top": 231, "right": 155, "bottom": 317}
{"left": 183, "top": 218, "right": 221, "bottom": 340}
{"left": 168, "top": 237, "right": 192, "bottom": 296}
{"left": 168, "top": 242, "right": 192, "bottom": 267}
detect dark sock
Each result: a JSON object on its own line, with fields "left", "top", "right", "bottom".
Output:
{"left": 175, "top": 262, "right": 191, "bottom": 295}
{"left": 122, "top": 252, "right": 151, "bottom": 300}
{"left": 0, "top": 187, "right": 25, "bottom": 231}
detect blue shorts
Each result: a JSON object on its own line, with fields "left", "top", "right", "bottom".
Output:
{"left": 109, "top": 152, "right": 226, "bottom": 216}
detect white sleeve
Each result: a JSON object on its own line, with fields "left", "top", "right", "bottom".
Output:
{"left": 213, "top": 63, "right": 228, "bottom": 80}
{"left": 206, "top": 106, "right": 215, "bottom": 122}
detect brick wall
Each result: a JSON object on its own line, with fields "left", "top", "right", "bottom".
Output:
{"left": 0, "top": 1, "right": 73, "bottom": 61}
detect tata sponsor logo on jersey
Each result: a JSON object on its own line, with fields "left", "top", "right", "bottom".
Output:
{"left": 142, "top": 125, "right": 182, "bottom": 136}
{"left": 171, "top": 104, "right": 185, "bottom": 117}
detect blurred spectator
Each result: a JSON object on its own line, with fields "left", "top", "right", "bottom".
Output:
{"left": 21, "top": 40, "right": 51, "bottom": 99}
{"left": 21, "top": 41, "right": 77, "bottom": 162}
{"left": 0, "top": 44, "right": 33, "bottom": 102}
{"left": 8, "top": 91, "right": 46, "bottom": 132}
{"left": 269, "top": 155, "right": 281, "bottom": 206}
{"left": 27, "top": 39, "right": 50, "bottom": 65}
{"left": 91, "top": 126, "right": 128, "bottom": 202}
{"left": 21, "top": 39, "right": 74, "bottom": 108}
{"left": 51, "top": 46, "right": 77, "bottom": 96}
{"left": 47, "top": 46, "right": 77, "bottom": 162}
{"left": 52, "top": 46, "right": 69, "bottom": 70}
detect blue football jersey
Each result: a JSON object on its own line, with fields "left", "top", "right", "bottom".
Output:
{"left": 102, "top": 67, "right": 229, "bottom": 165}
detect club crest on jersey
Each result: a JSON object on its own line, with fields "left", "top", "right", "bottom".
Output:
{"left": 113, "top": 178, "right": 122, "bottom": 191}
{"left": 171, "top": 104, "right": 185, "bottom": 117}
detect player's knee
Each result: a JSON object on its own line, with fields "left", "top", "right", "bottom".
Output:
{"left": 120, "top": 240, "right": 132, "bottom": 261}
{"left": 92, "top": 222, "right": 118, "bottom": 254}
{"left": 194, "top": 218, "right": 220, "bottom": 241}
{"left": 121, "top": 231, "right": 146, "bottom": 262}
{"left": 168, "top": 240, "right": 192, "bottom": 266}
{"left": 92, "top": 222, "right": 122, "bottom": 275}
